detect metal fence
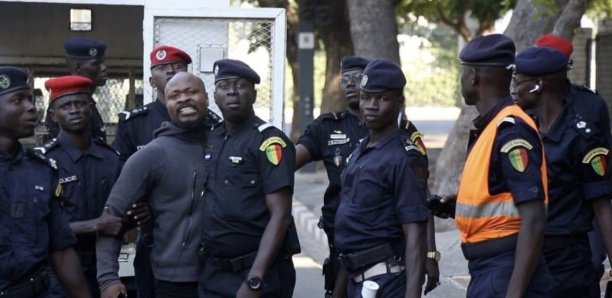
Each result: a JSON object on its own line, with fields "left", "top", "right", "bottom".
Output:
{"left": 153, "top": 16, "right": 277, "bottom": 122}
{"left": 34, "top": 77, "right": 144, "bottom": 124}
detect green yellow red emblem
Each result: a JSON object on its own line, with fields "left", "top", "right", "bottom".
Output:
{"left": 410, "top": 131, "right": 427, "bottom": 155}
{"left": 501, "top": 139, "right": 533, "bottom": 173}
{"left": 582, "top": 147, "right": 609, "bottom": 176}
{"left": 259, "top": 136, "right": 287, "bottom": 165}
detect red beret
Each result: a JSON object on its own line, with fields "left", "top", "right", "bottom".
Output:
{"left": 150, "top": 45, "right": 192, "bottom": 68}
{"left": 535, "top": 34, "right": 573, "bottom": 57}
{"left": 45, "top": 76, "right": 92, "bottom": 102}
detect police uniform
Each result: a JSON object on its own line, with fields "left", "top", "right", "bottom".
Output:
{"left": 332, "top": 59, "right": 429, "bottom": 297}
{"left": 0, "top": 67, "right": 77, "bottom": 297}
{"left": 44, "top": 38, "right": 107, "bottom": 142}
{"left": 455, "top": 35, "right": 554, "bottom": 298}
{"left": 199, "top": 60, "right": 297, "bottom": 298}
{"left": 516, "top": 47, "right": 612, "bottom": 298}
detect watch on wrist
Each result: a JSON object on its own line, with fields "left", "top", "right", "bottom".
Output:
{"left": 246, "top": 276, "right": 263, "bottom": 290}
{"left": 427, "top": 251, "right": 441, "bottom": 261}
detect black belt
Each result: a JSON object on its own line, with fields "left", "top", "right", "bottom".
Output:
{"left": 0, "top": 271, "right": 49, "bottom": 298}
{"left": 461, "top": 234, "right": 518, "bottom": 260}
{"left": 207, "top": 251, "right": 258, "bottom": 273}
{"left": 338, "top": 242, "right": 400, "bottom": 271}
{"left": 543, "top": 234, "right": 588, "bottom": 252}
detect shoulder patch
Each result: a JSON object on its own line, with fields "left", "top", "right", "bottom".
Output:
{"left": 500, "top": 138, "right": 533, "bottom": 153}
{"left": 118, "top": 106, "right": 149, "bottom": 121}
{"left": 501, "top": 139, "right": 532, "bottom": 173}
{"left": 497, "top": 117, "right": 516, "bottom": 127}
{"left": 401, "top": 136, "right": 424, "bottom": 155}
{"left": 582, "top": 147, "right": 609, "bottom": 176}
{"left": 259, "top": 136, "right": 287, "bottom": 166}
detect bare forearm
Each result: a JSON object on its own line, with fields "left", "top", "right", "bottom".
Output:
{"left": 69, "top": 219, "right": 99, "bottom": 234}
{"left": 404, "top": 222, "right": 426, "bottom": 298}
{"left": 51, "top": 248, "right": 92, "bottom": 298}
{"left": 593, "top": 198, "right": 612, "bottom": 267}
{"left": 507, "top": 201, "right": 546, "bottom": 298}
{"left": 248, "top": 212, "right": 291, "bottom": 278}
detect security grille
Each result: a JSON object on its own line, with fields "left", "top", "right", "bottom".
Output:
{"left": 34, "top": 77, "right": 144, "bottom": 124}
{"left": 149, "top": 8, "right": 286, "bottom": 127}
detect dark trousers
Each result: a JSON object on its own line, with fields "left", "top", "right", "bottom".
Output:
{"left": 544, "top": 239, "right": 600, "bottom": 298}
{"left": 198, "top": 256, "right": 295, "bottom": 298}
{"left": 153, "top": 280, "right": 197, "bottom": 298}
{"left": 134, "top": 236, "right": 155, "bottom": 298}
{"left": 467, "top": 251, "right": 554, "bottom": 298}
{"left": 346, "top": 269, "right": 405, "bottom": 298}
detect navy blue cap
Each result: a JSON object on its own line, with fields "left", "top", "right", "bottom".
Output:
{"left": 341, "top": 56, "right": 370, "bottom": 72}
{"left": 459, "top": 34, "right": 515, "bottom": 67}
{"left": 213, "top": 59, "right": 260, "bottom": 84}
{"left": 514, "top": 47, "right": 569, "bottom": 76}
{"left": 360, "top": 59, "right": 406, "bottom": 92}
{"left": 64, "top": 37, "right": 106, "bottom": 59}
{"left": 0, "top": 66, "right": 29, "bottom": 96}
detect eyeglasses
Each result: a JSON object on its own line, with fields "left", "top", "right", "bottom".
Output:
{"left": 341, "top": 73, "right": 364, "bottom": 84}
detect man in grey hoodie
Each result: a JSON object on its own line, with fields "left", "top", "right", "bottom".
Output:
{"left": 96, "top": 72, "right": 209, "bottom": 298}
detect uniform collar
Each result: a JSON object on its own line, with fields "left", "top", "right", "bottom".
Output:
{"left": 473, "top": 96, "right": 515, "bottom": 131}
{"left": 217, "top": 114, "right": 259, "bottom": 136}
{"left": 540, "top": 100, "right": 570, "bottom": 143}
{"left": 57, "top": 132, "right": 104, "bottom": 161}
{"left": 359, "top": 130, "right": 400, "bottom": 152}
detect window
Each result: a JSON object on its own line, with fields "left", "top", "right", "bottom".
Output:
{"left": 70, "top": 8, "right": 92, "bottom": 31}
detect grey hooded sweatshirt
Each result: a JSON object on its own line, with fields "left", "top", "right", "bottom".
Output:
{"left": 97, "top": 122, "right": 207, "bottom": 290}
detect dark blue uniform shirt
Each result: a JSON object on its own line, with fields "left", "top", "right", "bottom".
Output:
{"left": 201, "top": 115, "right": 295, "bottom": 258}
{"left": 45, "top": 97, "right": 106, "bottom": 142}
{"left": 0, "top": 146, "right": 76, "bottom": 290}
{"left": 40, "top": 133, "right": 121, "bottom": 250}
{"left": 298, "top": 111, "right": 424, "bottom": 228}
{"left": 540, "top": 98, "right": 612, "bottom": 235}
{"left": 113, "top": 99, "right": 223, "bottom": 161}
{"left": 334, "top": 131, "right": 429, "bottom": 254}
{"left": 469, "top": 97, "right": 546, "bottom": 205}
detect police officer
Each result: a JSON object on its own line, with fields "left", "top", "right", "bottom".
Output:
{"left": 331, "top": 59, "right": 428, "bottom": 298}
{"left": 112, "top": 45, "right": 199, "bottom": 298}
{"left": 38, "top": 75, "right": 125, "bottom": 298}
{"left": 296, "top": 56, "right": 438, "bottom": 296}
{"left": 97, "top": 72, "right": 210, "bottom": 298}
{"left": 0, "top": 66, "right": 91, "bottom": 298}
{"left": 535, "top": 34, "right": 611, "bottom": 283}
{"left": 430, "top": 34, "right": 554, "bottom": 297}
{"left": 44, "top": 37, "right": 108, "bottom": 142}
{"left": 199, "top": 59, "right": 298, "bottom": 298}
{"left": 512, "top": 46, "right": 612, "bottom": 298}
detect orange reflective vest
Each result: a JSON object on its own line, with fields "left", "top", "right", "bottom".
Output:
{"left": 455, "top": 104, "right": 548, "bottom": 243}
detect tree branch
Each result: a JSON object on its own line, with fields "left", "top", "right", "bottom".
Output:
{"left": 552, "top": 0, "right": 588, "bottom": 39}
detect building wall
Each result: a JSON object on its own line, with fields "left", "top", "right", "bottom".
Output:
{"left": 0, "top": 2, "right": 143, "bottom": 67}
{"left": 596, "top": 19, "right": 612, "bottom": 126}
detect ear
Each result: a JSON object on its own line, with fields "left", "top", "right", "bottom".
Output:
{"left": 49, "top": 107, "right": 58, "bottom": 124}
{"left": 251, "top": 89, "right": 257, "bottom": 104}
{"left": 149, "top": 76, "right": 154, "bottom": 88}
{"left": 470, "top": 67, "right": 479, "bottom": 86}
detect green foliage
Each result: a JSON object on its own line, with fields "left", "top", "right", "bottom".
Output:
{"left": 587, "top": 0, "right": 612, "bottom": 18}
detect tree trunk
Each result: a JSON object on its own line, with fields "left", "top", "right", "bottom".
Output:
{"left": 432, "top": 0, "right": 587, "bottom": 231}
{"left": 317, "top": 0, "right": 354, "bottom": 113}
{"left": 346, "top": 0, "right": 400, "bottom": 63}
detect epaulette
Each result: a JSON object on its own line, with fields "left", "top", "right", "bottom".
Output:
{"left": 207, "top": 110, "right": 223, "bottom": 127}
{"left": 571, "top": 117, "right": 596, "bottom": 139}
{"left": 33, "top": 138, "right": 60, "bottom": 155}
{"left": 26, "top": 149, "right": 58, "bottom": 170}
{"left": 118, "top": 106, "right": 149, "bottom": 122}
{"left": 401, "top": 135, "right": 424, "bottom": 155}
{"left": 257, "top": 122, "right": 275, "bottom": 132}
{"left": 579, "top": 85, "right": 598, "bottom": 94}
{"left": 93, "top": 138, "right": 121, "bottom": 155}
{"left": 497, "top": 116, "right": 516, "bottom": 127}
